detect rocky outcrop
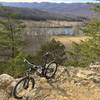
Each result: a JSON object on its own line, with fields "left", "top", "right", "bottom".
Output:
{"left": 0, "top": 74, "right": 14, "bottom": 99}
{"left": 0, "top": 63, "right": 100, "bottom": 100}
{"left": 0, "top": 74, "right": 14, "bottom": 89}
{"left": 89, "top": 62, "right": 100, "bottom": 72}
{"left": 23, "top": 64, "right": 100, "bottom": 100}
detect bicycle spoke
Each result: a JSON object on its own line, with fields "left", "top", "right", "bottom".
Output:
{"left": 16, "top": 80, "right": 33, "bottom": 97}
{"left": 46, "top": 63, "right": 57, "bottom": 78}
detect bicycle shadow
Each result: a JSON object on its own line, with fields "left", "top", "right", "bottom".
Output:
{"left": 26, "top": 67, "right": 72, "bottom": 100}
{"left": 46, "top": 68, "right": 71, "bottom": 97}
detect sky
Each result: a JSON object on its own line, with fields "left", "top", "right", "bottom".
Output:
{"left": 0, "top": 0, "right": 99, "bottom": 3}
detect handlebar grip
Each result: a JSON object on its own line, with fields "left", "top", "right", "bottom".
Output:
{"left": 24, "top": 59, "right": 33, "bottom": 66}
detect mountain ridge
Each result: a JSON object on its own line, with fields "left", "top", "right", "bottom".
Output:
{"left": 0, "top": 2, "right": 99, "bottom": 20}
{"left": 0, "top": 6, "right": 86, "bottom": 21}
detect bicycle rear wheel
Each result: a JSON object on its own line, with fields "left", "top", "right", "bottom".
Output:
{"left": 13, "top": 76, "right": 35, "bottom": 99}
{"left": 45, "top": 61, "right": 58, "bottom": 79}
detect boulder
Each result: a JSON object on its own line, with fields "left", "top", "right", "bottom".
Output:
{"left": 0, "top": 74, "right": 14, "bottom": 89}
{"left": 89, "top": 63, "right": 100, "bottom": 72}
{"left": 0, "top": 74, "right": 15, "bottom": 100}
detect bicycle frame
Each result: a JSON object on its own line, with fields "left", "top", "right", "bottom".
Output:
{"left": 24, "top": 58, "right": 47, "bottom": 77}
{"left": 23, "top": 51, "right": 58, "bottom": 78}
{"left": 13, "top": 52, "right": 58, "bottom": 99}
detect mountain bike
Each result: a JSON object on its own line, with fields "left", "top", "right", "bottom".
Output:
{"left": 13, "top": 52, "right": 58, "bottom": 99}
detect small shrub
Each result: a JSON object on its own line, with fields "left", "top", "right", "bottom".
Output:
{"left": 0, "top": 52, "right": 27, "bottom": 78}
{"left": 64, "top": 40, "right": 98, "bottom": 67}
{"left": 27, "top": 39, "right": 66, "bottom": 65}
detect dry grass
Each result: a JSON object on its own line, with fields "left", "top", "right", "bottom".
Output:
{"left": 52, "top": 36, "right": 89, "bottom": 46}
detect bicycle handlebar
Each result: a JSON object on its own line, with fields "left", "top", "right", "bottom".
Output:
{"left": 24, "top": 59, "right": 34, "bottom": 66}
{"left": 42, "top": 52, "right": 50, "bottom": 58}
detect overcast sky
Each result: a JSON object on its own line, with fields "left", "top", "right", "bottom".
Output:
{"left": 0, "top": 0, "right": 99, "bottom": 3}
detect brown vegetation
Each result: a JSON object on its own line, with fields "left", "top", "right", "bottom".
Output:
{"left": 52, "top": 36, "right": 89, "bottom": 47}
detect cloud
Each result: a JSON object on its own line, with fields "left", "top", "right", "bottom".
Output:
{"left": 0, "top": 0, "right": 99, "bottom": 3}
{"left": 0, "top": 0, "right": 33, "bottom": 2}
{"left": 0, "top": 0, "right": 51, "bottom": 2}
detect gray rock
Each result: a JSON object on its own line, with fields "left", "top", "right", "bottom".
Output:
{"left": 0, "top": 74, "right": 15, "bottom": 100}
{"left": 89, "top": 63, "right": 100, "bottom": 72}
{"left": 0, "top": 74, "right": 14, "bottom": 89}
{"left": 76, "top": 69, "right": 96, "bottom": 79}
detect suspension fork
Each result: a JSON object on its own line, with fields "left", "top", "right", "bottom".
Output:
{"left": 23, "top": 69, "right": 31, "bottom": 89}
{"left": 22, "top": 76, "right": 30, "bottom": 89}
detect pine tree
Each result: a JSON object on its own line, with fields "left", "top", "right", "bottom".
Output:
{"left": 66, "top": 2, "right": 100, "bottom": 67}
{"left": 0, "top": 6, "right": 25, "bottom": 60}
{"left": 0, "top": 7, "right": 26, "bottom": 76}
{"left": 81, "top": 2, "right": 100, "bottom": 61}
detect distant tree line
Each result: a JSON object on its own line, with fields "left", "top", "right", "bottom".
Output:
{"left": 0, "top": 6, "right": 87, "bottom": 21}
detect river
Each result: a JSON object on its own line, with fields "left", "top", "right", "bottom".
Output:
{"left": 29, "top": 27, "right": 74, "bottom": 35}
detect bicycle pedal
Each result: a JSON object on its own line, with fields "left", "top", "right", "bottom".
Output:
{"left": 24, "top": 86, "right": 28, "bottom": 89}
{"left": 36, "top": 72, "right": 41, "bottom": 76}
{"left": 39, "top": 73, "right": 44, "bottom": 77}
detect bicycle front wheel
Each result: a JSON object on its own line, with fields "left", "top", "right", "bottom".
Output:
{"left": 13, "top": 76, "right": 35, "bottom": 99}
{"left": 45, "top": 61, "right": 58, "bottom": 79}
